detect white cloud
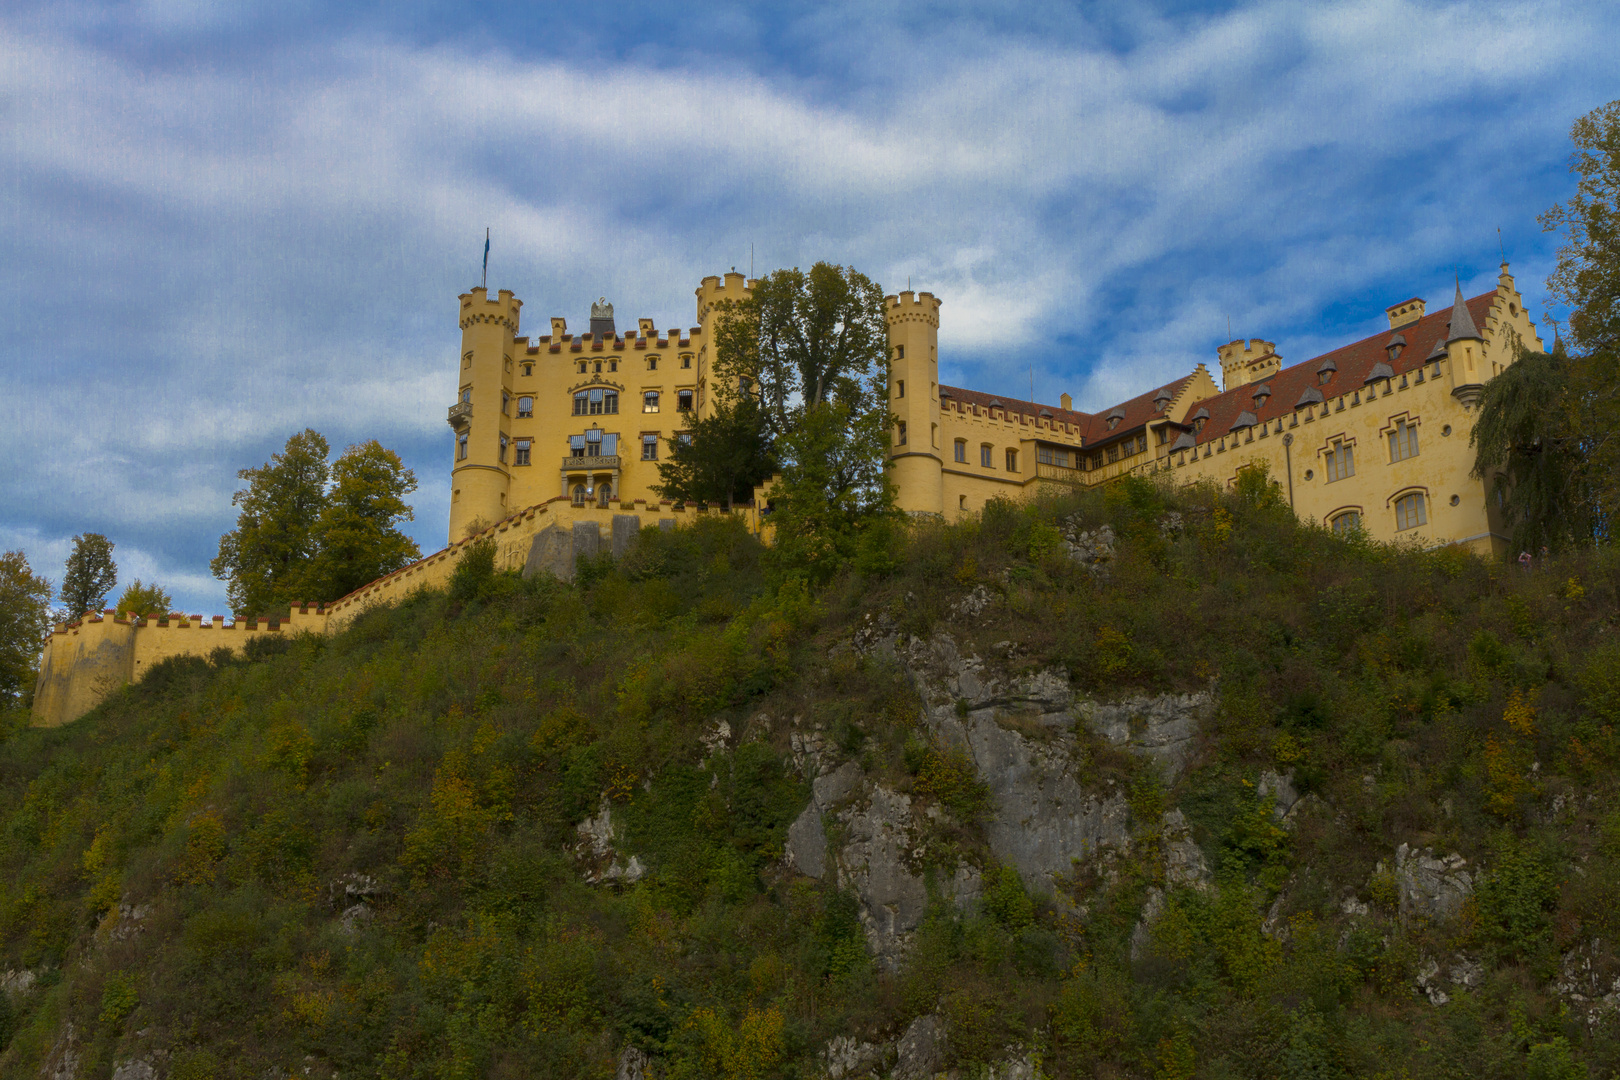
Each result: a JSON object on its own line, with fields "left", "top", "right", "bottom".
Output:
{"left": 0, "top": 0, "right": 1613, "bottom": 610}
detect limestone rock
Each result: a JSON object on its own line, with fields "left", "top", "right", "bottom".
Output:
{"left": 833, "top": 787, "right": 928, "bottom": 968}
{"left": 97, "top": 902, "right": 151, "bottom": 945}
{"left": 575, "top": 795, "right": 645, "bottom": 885}
{"left": 1060, "top": 519, "right": 1116, "bottom": 574}
{"left": 701, "top": 719, "right": 732, "bottom": 756}
{"left": 110, "top": 1060, "right": 156, "bottom": 1080}
{"left": 1555, "top": 940, "right": 1620, "bottom": 1028}
{"left": 1161, "top": 810, "right": 1211, "bottom": 890}
{"left": 1076, "top": 689, "right": 1211, "bottom": 781}
{"left": 337, "top": 904, "right": 372, "bottom": 934}
{"left": 1130, "top": 887, "right": 1166, "bottom": 961}
{"left": 0, "top": 968, "right": 36, "bottom": 996}
{"left": 1394, "top": 844, "right": 1472, "bottom": 923}
{"left": 823, "top": 1035, "right": 887, "bottom": 1079}
{"left": 951, "top": 584, "right": 996, "bottom": 618}
{"left": 813, "top": 760, "right": 864, "bottom": 808}
{"left": 892, "top": 1014, "right": 948, "bottom": 1080}
{"left": 987, "top": 1050, "right": 1042, "bottom": 1080}
{"left": 616, "top": 1045, "right": 651, "bottom": 1080}
{"left": 1258, "top": 770, "right": 1301, "bottom": 819}
{"left": 42, "top": 1022, "right": 78, "bottom": 1080}
{"left": 329, "top": 872, "right": 385, "bottom": 908}
{"left": 785, "top": 805, "right": 827, "bottom": 880}
{"left": 1415, "top": 958, "right": 1450, "bottom": 1006}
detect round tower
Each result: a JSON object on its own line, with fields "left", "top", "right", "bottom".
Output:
{"left": 449, "top": 286, "right": 522, "bottom": 542}
{"left": 695, "top": 271, "right": 753, "bottom": 416}
{"left": 885, "top": 290, "right": 944, "bottom": 516}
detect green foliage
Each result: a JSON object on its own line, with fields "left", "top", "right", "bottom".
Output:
{"left": 6, "top": 469, "right": 1620, "bottom": 1078}
{"left": 212, "top": 430, "right": 420, "bottom": 614}
{"left": 654, "top": 394, "right": 775, "bottom": 508}
{"left": 113, "top": 579, "right": 172, "bottom": 618}
{"left": 0, "top": 549, "right": 53, "bottom": 706}
{"left": 60, "top": 532, "right": 118, "bottom": 619}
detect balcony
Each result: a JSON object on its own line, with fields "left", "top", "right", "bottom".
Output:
{"left": 1036, "top": 461, "right": 1084, "bottom": 483}
{"left": 562, "top": 455, "right": 621, "bottom": 471}
{"left": 446, "top": 401, "right": 472, "bottom": 429}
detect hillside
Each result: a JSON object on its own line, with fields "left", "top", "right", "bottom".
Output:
{"left": 1, "top": 478, "right": 1617, "bottom": 1080}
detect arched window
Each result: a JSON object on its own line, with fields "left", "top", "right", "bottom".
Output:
{"left": 1330, "top": 510, "right": 1361, "bottom": 536}
{"left": 1325, "top": 440, "right": 1354, "bottom": 481}
{"left": 954, "top": 439, "right": 967, "bottom": 463}
{"left": 597, "top": 484, "right": 611, "bottom": 508}
{"left": 1005, "top": 448, "right": 1018, "bottom": 472}
{"left": 572, "top": 484, "right": 587, "bottom": 506}
{"left": 980, "top": 444, "right": 993, "bottom": 468}
{"left": 1388, "top": 418, "right": 1419, "bottom": 462}
{"left": 1393, "top": 492, "right": 1427, "bottom": 530}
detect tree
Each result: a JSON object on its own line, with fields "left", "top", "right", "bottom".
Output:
{"left": 654, "top": 394, "right": 776, "bottom": 509}
{"left": 1471, "top": 345, "right": 1600, "bottom": 552}
{"left": 114, "top": 580, "right": 172, "bottom": 618}
{"left": 300, "top": 440, "right": 421, "bottom": 601}
{"left": 212, "top": 430, "right": 419, "bottom": 614}
{"left": 0, "top": 550, "right": 53, "bottom": 706}
{"left": 60, "top": 533, "right": 118, "bottom": 619}
{"left": 707, "top": 262, "right": 898, "bottom": 578}
{"left": 1542, "top": 98, "right": 1620, "bottom": 358}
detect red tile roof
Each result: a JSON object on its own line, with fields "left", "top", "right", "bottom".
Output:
{"left": 939, "top": 375, "right": 1193, "bottom": 448}
{"left": 1182, "top": 293, "right": 1495, "bottom": 447}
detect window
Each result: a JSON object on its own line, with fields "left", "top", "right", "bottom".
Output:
{"left": 1389, "top": 419, "right": 1419, "bottom": 462}
{"left": 897, "top": 380, "right": 905, "bottom": 399}
{"left": 1394, "top": 492, "right": 1426, "bottom": 530}
{"left": 598, "top": 484, "right": 611, "bottom": 508}
{"left": 648, "top": 356, "right": 658, "bottom": 371}
{"left": 1005, "top": 448, "right": 1018, "bottom": 471}
{"left": 459, "top": 386, "right": 472, "bottom": 403}
{"left": 1037, "top": 446, "right": 1070, "bottom": 468}
{"left": 573, "top": 389, "right": 619, "bottom": 416}
{"left": 463, "top": 352, "right": 472, "bottom": 369}
{"left": 898, "top": 421, "right": 908, "bottom": 446}
{"left": 681, "top": 355, "right": 692, "bottom": 369}
{"left": 955, "top": 439, "right": 967, "bottom": 463}
{"left": 896, "top": 345, "right": 905, "bottom": 360}
{"left": 1155, "top": 427, "right": 1167, "bottom": 446}
{"left": 572, "top": 484, "right": 586, "bottom": 506}
{"left": 609, "top": 359, "right": 618, "bottom": 372}
{"left": 1331, "top": 511, "right": 1360, "bottom": 536}
{"left": 1325, "top": 440, "right": 1354, "bottom": 482}
{"left": 677, "top": 390, "right": 694, "bottom": 412}
{"left": 517, "top": 396, "right": 533, "bottom": 418}
{"left": 594, "top": 360, "right": 602, "bottom": 374}
{"left": 498, "top": 435, "right": 508, "bottom": 463}
{"left": 644, "top": 391, "right": 660, "bottom": 412}
{"left": 979, "top": 444, "right": 992, "bottom": 467}
{"left": 642, "top": 434, "right": 659, "bottom": 461}
{"left": 1107, "top": 444, "right": 1120, "bottom": 464}
{"left": 514, "top": 439, "right": 531, "bottom": 466}
{"left": 522, "top": 363, "right": 533, "bottom": 377}
{"left": 502, "top": 392, "right": 510, "bottom": 415}
{"left": 578, "top": 362, "right": 587, "bottom": 374}
{"left": 457, "top": 432, "right": 468, "bottom": 460}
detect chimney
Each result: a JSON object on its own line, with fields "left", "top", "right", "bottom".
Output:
{"left": 1060, "top": 392, "right": 1072, "bottom": 411}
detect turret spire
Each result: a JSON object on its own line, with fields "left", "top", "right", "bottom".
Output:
{"left": 1446, "top": 279, "right": 1483, "bottom": 344}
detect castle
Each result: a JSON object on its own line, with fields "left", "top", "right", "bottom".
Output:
{"left": 32, "top": 263, "right": 1539, "bottom": 727}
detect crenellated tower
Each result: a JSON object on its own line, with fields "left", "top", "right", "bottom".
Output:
{"left": 694, "top": 271, "right": 754, "bottom": 417}
{"left": 449, "top": 286, "right": 522, "bottom": 541}
{"left": 885, "top": 290, "right": 943, "bottom": 516}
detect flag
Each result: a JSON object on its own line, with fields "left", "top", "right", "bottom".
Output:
{"left": 482, "top": 228, "right": 490, "bottom": 286}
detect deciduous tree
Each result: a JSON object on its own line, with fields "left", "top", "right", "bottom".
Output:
{"left": 60, "top": 533, "right": 118, "bottom": 619}
{"left": 653, "top": 395, "right": 775, "bottom": 509}
{"left": 114, "top": 579, "right": 173, "bottom": 618}
{"left": 301, "top": 440, "right": 421, "bottom": 601}
{"left": 0, "top": 550, "right": 53, "bottom": 706}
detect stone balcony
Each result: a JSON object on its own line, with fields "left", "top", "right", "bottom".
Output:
{"left": 447, "top": 401, "right": 472, "bottom": 429}
{"left": 562, "top": 455, "right": 621, "bottom": 470}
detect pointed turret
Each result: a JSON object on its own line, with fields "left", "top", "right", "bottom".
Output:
{"left": 1447, "top": 280, "right": 1483, "bottom": 344}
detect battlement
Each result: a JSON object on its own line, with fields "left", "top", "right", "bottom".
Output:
{"left": 885, "top": 290, "right": 942, "bottom": 327}
{"left": 696, "top": 272, "right": 755, "bottom": 318}
{"left": 1217, "top": 339, "right": 1280, "bottom": 390}
{"left": 458, "top": 286, "right": 522, "bottom": 332}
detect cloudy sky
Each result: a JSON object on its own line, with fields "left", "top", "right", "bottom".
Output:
{"left": 1, "top": 0, "right": 1615, "bottom": 615}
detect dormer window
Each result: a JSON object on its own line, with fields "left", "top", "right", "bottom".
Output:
{"left": 1252, "top": 384, "right": 1271, "bottom": 409}
{"left": 1386, "top": 333, "right": 1406, "bottom": 362}
{"left": 1317, "top": 357, "right": 1337, "bottom": 386}
{"left": 1106, "top": 417, "right": 1119, "bottom": 431}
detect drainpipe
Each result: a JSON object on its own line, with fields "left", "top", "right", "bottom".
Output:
{"left": 1282, "top": 432, "right": 1295, "bottom": 510}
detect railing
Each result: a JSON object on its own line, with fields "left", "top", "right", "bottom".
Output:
{"left": 447, "top": 401, "right": 472, "bottom": 428}
{"left": 1036, "top": 462, "right": 1085, "bottom": 483}
{"left": 562, "top": 455, "right": 621, "bottom": 470}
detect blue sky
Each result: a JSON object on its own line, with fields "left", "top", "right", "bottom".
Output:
{"left": 2, "top": 0, "right": 1616, "bottom": 615}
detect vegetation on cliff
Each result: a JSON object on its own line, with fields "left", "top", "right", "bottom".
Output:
{"left": 1, "top": 476, "right": 1618, "bottom": 1079}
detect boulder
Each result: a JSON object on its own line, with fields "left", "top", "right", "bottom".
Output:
{"left": 1394, "top": 844, "right": 1472, "bottom": 923}
{"left": 823, "top": 1035, "right": 887, "bottom": 1079}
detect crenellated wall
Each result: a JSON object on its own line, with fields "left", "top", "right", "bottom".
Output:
{"left": 33, "top": 494, "right": 764, "bottom": 728}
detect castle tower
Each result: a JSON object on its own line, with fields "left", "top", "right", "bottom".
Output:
{"left": 449, "top": 286, "right": 522, "bottom": 541}
{"left": 886, "top": 291, "right": 944, "bottom": 516}
{"left": 694, "top": 271, "right": 754, "bottom": 417}
{"left": 1444, "top": 279, "right": 1485, "bottom": 408}
{"left": 1216, "top": 339, "right": 1281, "bottom": 390}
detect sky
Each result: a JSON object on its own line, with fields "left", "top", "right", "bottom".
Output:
{"left": 1, "top": 0, "right": 1616, "bottom": 616}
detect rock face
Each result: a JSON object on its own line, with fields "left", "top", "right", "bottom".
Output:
{"left": 1075, "top": 690, "right": 1212, "bottom": 782}
{"left": 891, "top": 1015, "right": 948, "bottom": 1080}
{"left": 834, "top": 786, "right": 930, "bottom": 968}
{"left": 1060, "top": 519, "right": 1116, "bottom": 574}
{"left": 575, "top": 795, "right": 645, "bottom": 885}
{"left": 610, "top": 514, "right": 641, "bottom": 559}
{"left": 1415, "top": 954, "right": 1483, "bottom": 1006}
{"left": 1161, "top": 810, "right": 1211, "bottom": 889}
{"left": 110, "top": 1060, "right": 156, "bottom": 1080}
{"left": 823, "top": 1035, "right": 888, "bottom": 1079}
{"left": 785, "top": 760, "right": 864, "bottom": 881}
{"left": 1555, "top": 940, "right": 1620, "bottom": 1027}
{"left": 616, "top": 1045, "right": 650, "bottom": 1080}
{"left": 42, "top": 1022, "right": 78, "bottom": 1080}
{"left": 1393, "top": 844, "right": 1472, "bottom": 923}
{"left": 523, "top": 525, "right": 576, "bottom": 582}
